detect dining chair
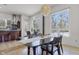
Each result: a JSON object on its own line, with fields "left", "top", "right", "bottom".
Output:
{"left": 59, "top": 35, "right": 63, "bottom": 54}
{"left": 27, "top": 31, "right": 42, "bottom": 55}
{"left": 26, "top": 31, "right": 31, "bottom": 55}
{"left": 27, "top": 31, "right": 31, "bottom": 38}
{"left": 41, "top": 36, "right": 63, "bottom": 55}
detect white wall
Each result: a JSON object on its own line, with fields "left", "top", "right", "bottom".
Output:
{"left": 49, "top": 5, "right": 79, "bottom": 47}
{"left": 44, "top": 14, "right": 52, "bottom": 35}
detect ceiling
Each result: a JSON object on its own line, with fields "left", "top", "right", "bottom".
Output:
{"left": 0, "top": 4, "right": 56, "bottom": 16}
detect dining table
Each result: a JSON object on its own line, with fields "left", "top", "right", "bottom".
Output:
{"left": 18, "top": 33, "right": 60, "bottom": 55}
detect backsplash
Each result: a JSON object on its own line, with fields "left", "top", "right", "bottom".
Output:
{"left": 0, "top": 13, "right": 21, "bottom": 30}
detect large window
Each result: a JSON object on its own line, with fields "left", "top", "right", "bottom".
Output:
{"left": 51, "top": 9, "right": 69, "bottom": 36}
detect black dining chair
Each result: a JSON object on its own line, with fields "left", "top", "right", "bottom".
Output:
{"left": 31, "top": 41, "right": 49, "bottom": 55}
{"left": 59, "top": 35, "right": 63, "bottom": 54}
{"left": 41, "top": 36, "right": 63, "bottom": 55}
{"left": 26, "top": 31, "right": 31, "bottom": 55}
{"left": 26, "top": 31, "right": 40, "bottom": 55}
{"left": 27, "top": 31, "right": 31, "bottom": 38}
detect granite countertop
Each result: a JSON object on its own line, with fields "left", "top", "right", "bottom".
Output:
{"left": 0, "top": 29, "right": 21, "bottom": 31}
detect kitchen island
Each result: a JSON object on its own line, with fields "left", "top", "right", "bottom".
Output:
{"left": 0, "top": 29, "right": 21, "bottom": 42}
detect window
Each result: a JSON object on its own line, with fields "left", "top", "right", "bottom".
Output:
{"left": 0, "top": 19, "right": 7, "bottom": 29}
{"left": 51, "top": 9, "right": 69, "bottom": 37}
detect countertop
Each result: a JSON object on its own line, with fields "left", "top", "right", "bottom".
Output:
{"left": 0, "top": 29, "right": 21, "bottom": 32}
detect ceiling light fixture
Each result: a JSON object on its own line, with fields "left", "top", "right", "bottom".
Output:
{"left": 41, "top": 4, "right": 51, "bottom": 16}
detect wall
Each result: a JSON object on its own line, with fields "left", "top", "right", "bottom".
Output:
{"left": 44, "top": 14, "right": 52, "bottom": 35}
{"left": 50, "top": 5, "right": 79, "bottom": 47}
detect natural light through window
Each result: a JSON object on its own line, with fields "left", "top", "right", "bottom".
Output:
{"left": 51, "top": 9, "right": 69, "bottom": 37}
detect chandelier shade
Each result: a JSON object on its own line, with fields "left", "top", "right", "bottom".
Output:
{"left": 41, "top": 4, "right": 51, "bottom": 16}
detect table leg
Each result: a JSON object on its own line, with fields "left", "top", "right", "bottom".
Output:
{"left": 57, "top": 45, "right": 61, "bottom": 55}
{"left": 46, "top": 45, "right": 48, "bottom": 55}
{"left": 51, "top": 44, "right": 54, "bottom": 55}
{"left": 33, "top": 47, "right": 36, "bottom": 55}
{"left": 28, "top": 46, "right": 30, "bottom": 55}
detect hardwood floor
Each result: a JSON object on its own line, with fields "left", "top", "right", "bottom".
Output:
{"left": 62, "top": 44, "right": 79, "bottom": 55}
{"left": 0, "top": 41, "right": 79, "bottom": 55}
